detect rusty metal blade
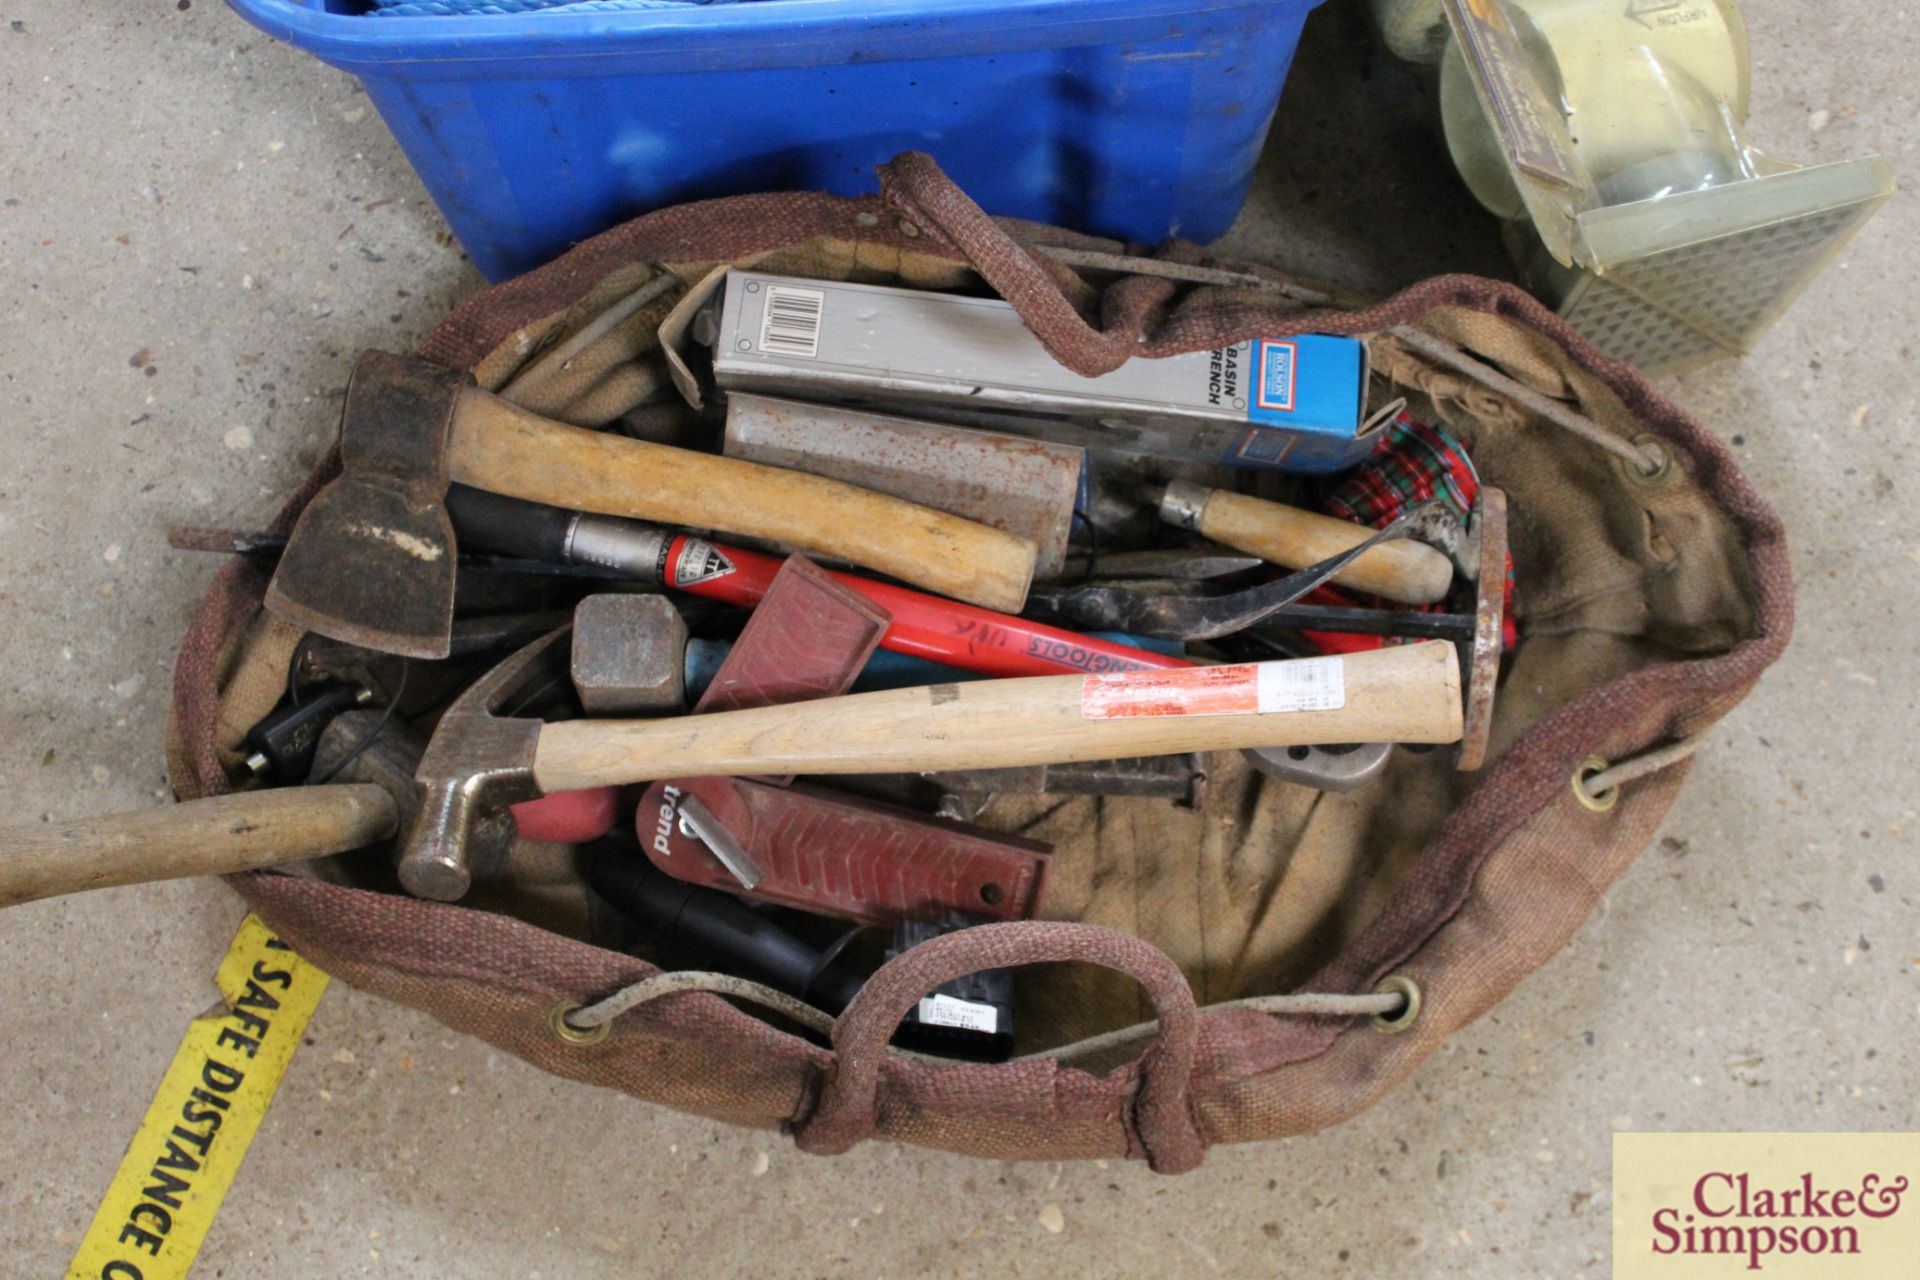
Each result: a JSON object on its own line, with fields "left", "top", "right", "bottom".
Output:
{"left": 262, "top": 351, "right": 467, "bottom": 659}
{"left": 1455, "top": 487, "right": 1508, "bottom": 773}
{"left": 264, "top": 475, "right": 457, "bottom": 659}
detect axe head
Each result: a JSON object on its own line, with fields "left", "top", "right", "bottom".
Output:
{"left": 264, "top": 352, "right": 471, "bottom": 659}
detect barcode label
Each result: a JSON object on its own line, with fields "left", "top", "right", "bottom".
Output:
{"left": 1257, "top": 656, "right": 1345, "bottom": 713}
{"left": 1081, "top": 657, "right": 1345, "bottom": 719}
{"left": 757, "top": 284, "right": 825, "bottom": 358}
{"left": 917, "top": 994, "right": 999, "bottom": 1034}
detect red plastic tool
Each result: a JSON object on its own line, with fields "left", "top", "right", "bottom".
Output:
{"left": 512, "top": 784, "right": 624, "bottom": 844}
{"left": 640, "top": 778, "right": 1051, "bottom": 926}
{"left": 687, "top": 556, "right": 889, "bottom": 785}
{"left": 659, "top": 534, "right": 1188, "bottom": 679}
{"left": 636, "top": 554, "right": 1052, "bottom": 922}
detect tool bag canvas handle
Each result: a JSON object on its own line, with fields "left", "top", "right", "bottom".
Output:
{"left": 167, "top": 154, "right": 1791, "bottom": 1172}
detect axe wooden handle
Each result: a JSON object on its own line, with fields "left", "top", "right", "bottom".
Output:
{"left": 1167, "top": 484, "right": 1454, "bottom": 606}
{"left": 533, "top": 641, "right": 1462, "bottom": 790}
{"left": 449, "top": 390, "right": 1038, "bottom": 613}
{"left": 0, "top": 785, "right": 396, "bottom": 908}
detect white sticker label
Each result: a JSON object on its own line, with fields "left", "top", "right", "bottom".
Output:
{"left": 917, "top": 993, "right": 999, "bottom": 1034}
{"left": 1082, "top": 657, "right": 1346, "bottom": 719}
{"left": 1257, "top": 656, "right": 1345, "bottom": 713}
{"left": 757, "top": 284, "right": 825, "bottom": 358}
{"left": 671, "top": 538, "right": 735, "bottom": 587}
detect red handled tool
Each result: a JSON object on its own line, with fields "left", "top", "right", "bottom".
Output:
{"left": 660, "top": 534, "right": 1185, "bottom": 677}
{"left": 446, "top": 486, "right": 1188, "bottom": 679}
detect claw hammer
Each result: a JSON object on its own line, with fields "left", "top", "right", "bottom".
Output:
{"left": 401, "top": 628, "right": 1465, "bottom": 898}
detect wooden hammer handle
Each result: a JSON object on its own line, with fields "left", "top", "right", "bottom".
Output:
{"left": 1172, "top": 485, "right": 1455, "bottom": 606}
{"left": 450, "top": 390, "right": 1039, "bottom": 613}
{"left": 533, "top": 641, "right": 1462, "bottom": 790}
{"left": 0, "top": 784, "right": 396, "bottom": 908}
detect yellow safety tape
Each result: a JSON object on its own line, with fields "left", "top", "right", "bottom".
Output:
{"left": 67, "top": 915, "right": 328, "bottom": 1280}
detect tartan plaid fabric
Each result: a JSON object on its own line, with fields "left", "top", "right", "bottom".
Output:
{"left": 1325, "top": 413, "right": 1481, "bottom": 527}
{"left": 1308, "top": 413, "right": 1516, "bottom": 652}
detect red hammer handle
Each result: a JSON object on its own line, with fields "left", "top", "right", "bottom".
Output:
{"left": 663, "top": 535, "right": 1191, "bottom": 679}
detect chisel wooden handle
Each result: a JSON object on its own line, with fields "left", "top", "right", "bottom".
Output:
{"left": 0, "top": 785, "right": 396, "bottom": 908}
{"left": 1160, "top": 481, "right": 1454, "bottom": 606}
{"left": 533, "top": 641, "right": 1461, "bottom": 790}
{"left": 449, "top": 389, "right": 1038, "bottom": 613}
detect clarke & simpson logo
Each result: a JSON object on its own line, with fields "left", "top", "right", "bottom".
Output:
{"left": 1650, "top": 1170, "right": 1907, "bottom": 1269}
{"left": 1614, "top": 1133, "right": 1919, "bottom": 1278}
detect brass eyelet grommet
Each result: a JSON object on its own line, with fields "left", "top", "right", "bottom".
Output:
{"left": 1572, "top": 755, "right": 1620, "bottom": 812}
{"left": 549, "top": 1001, "right": 610, "bottom": 1045}
{"left": 1626, "top": 434, "right": 1673, "bottom": 485}
{"left": 1371, "top": 975, "right": 1422, "bottom": 1034}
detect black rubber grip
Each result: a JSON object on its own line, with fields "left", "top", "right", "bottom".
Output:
{"left": 446, "top": 485, "right": 575, "bottom": 563}
{"left": 583, "top": 842, "right": 867, "bottom": 1014}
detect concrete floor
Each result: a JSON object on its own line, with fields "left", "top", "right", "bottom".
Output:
{"left": 1, "top": 1, "right": 1913, "bottom": 1276}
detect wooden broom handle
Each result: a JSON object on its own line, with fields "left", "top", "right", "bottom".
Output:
{"left": 448, "top": 389, "right": 1038, "bottom": 613}
{"left": 534, "top": 641, "right": 1462, "bottom": 790}
{"left": 1167, "top": 483, "right": 1455, "bottom": 606}
{"left": 0, "top": 784, "right": 397, "bottom": 908}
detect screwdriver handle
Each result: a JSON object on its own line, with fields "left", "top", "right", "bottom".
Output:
{"left": 1160, "top": 482, "right": 1454, "bottom": 606}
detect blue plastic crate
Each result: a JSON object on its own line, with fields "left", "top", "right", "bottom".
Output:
{"left": 229, "top": 0, "right": 1323, "bottom": 281}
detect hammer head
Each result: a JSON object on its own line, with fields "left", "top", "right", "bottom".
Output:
{"left": 264, "top": 351, "right": 470, "bottom": 660}
{"left": 397, "top": 626, "right": 572, "bottom": 901}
